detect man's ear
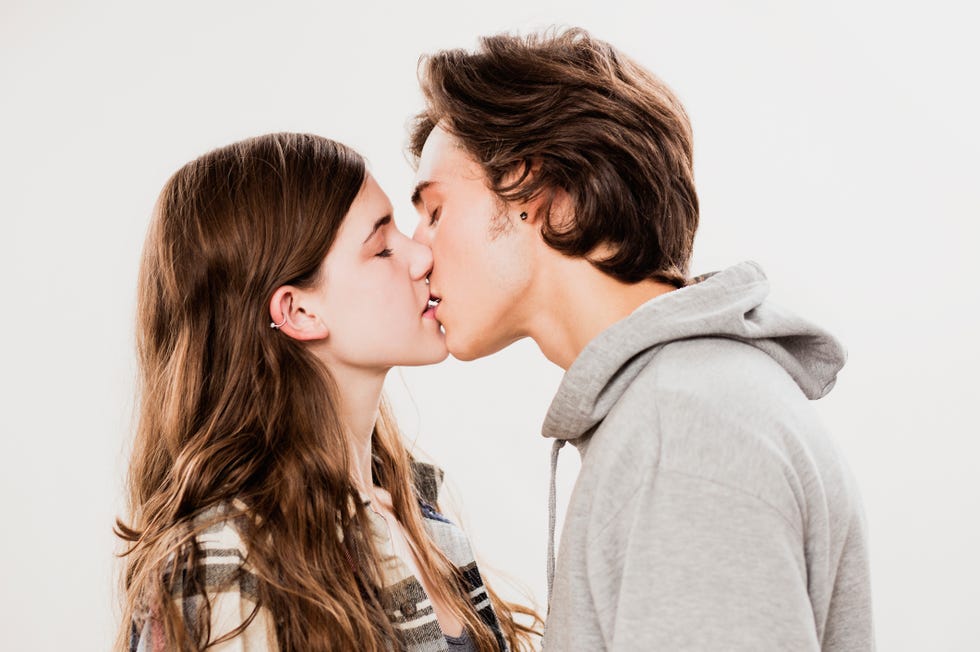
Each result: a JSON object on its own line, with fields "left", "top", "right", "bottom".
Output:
{"left": 504, "top": 159, "right": 571, "bottom": 229}
{"left": 268, "top": 285, "right": 328, "bottom": 341}
{"left": 516, "top": 185, "right": 571, "bottom": 233}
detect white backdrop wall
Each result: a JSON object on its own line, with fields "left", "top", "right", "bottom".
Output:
{"left": 1, "top": 1, "right": 977, "bottom": 650}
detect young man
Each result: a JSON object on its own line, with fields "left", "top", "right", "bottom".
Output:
{"left": 409, "top": 29, "right": 874, "bottom": 651}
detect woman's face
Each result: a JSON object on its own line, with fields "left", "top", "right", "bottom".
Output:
{"left": 298, "top": 173, "right": 447, "bottom": 370}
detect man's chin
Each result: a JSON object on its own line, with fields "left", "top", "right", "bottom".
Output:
{"left": 446, "top": 328, "right": 506, "bottom": 362}
{"left": 447, "top": 338, "right": 482, "bottom": 362}
{"left": 444, "top": 326, "right": 480, "bottom": 362}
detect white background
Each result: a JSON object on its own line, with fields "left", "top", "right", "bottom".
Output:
{"left": 1, "top": 1, "right": 978, "bottom": 650}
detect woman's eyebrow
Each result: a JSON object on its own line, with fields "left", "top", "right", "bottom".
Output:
{"left": 362, "top": 214, "right": 392, "bottom": 244}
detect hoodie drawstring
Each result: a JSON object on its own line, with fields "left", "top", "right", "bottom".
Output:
{"left": 547, "top": 438, "right": 567, "bottom": 613}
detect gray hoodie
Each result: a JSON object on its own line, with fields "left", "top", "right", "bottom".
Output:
{"left": 541, "top": 261, "right": 873, "bottom": 651}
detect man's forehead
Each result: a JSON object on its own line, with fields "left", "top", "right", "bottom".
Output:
{"left": 415, "top": 124, "right": 472, "bottom": 184}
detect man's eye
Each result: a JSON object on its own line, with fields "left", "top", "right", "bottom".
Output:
{"left": 429, "top": 207, "right": 441, "bottom": 226}
{"left": 376, "top": 248, "right": 393, "bottom": 258}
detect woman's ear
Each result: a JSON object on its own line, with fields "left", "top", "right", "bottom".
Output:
{"left": 268, "top": 285, "right": 329, "bottom": 341}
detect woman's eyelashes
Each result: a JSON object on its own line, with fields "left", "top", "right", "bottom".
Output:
{"left": 429, "top": 207, "right": 441, "bottom": 226}
{"left": 376, "top": 247, "right": 393, "bottom": 258}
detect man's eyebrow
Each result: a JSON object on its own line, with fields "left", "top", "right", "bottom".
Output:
{"left": 410, "top": 180, "right": 435, "bottom": 208}
{"left": 362, "top": 214, "right": 391, "bottom": 244}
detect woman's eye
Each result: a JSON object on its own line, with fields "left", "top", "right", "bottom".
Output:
{"left": 376, "top": 248, "right": 393, "bottom": 258}
{"left": 429, "top": 207, "right": 441, "bottom": 226}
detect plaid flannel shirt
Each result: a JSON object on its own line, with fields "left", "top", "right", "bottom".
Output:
{"left": 129, "top": 462, "right": 508, "bottom": 652}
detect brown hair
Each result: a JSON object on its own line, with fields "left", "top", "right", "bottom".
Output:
{"left": 409, "top": 27, "right": 699, "bottom": 287}
{"left": 116, "top": 133, "right": 540, "bottom": 651}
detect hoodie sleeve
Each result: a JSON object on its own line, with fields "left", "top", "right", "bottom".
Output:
{"left": 588, "top": 465, "right": 821, "bottom": 651}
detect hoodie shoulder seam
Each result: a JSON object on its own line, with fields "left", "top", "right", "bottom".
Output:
{"left": 586, "top": 362, "right": 805, "bottom": 544}
{"left": 589, "top": 462, "right": 806, "bottom": 544}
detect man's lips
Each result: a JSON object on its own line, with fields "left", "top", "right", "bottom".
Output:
{"left": 422, "top": 293, "right": 442, "bottom": 318}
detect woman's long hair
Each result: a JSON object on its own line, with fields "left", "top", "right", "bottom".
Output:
{"left": 116, "top": 133, "right": 541, "bottom": 651}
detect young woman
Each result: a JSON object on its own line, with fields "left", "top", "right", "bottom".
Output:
{"left": 116, "top": 133, "right": 540, "bottom": 652}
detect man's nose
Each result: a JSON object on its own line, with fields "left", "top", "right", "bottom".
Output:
{"left": 409, "top": 239, "right": 434, "bottom": 282}
{"left": 412, "top": 221, "right": 432, "bottom": 246}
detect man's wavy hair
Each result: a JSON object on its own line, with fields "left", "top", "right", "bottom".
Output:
{"left": 409, "top": 28, "right": 699, "bottom": 288}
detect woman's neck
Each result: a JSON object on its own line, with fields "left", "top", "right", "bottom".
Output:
{"left": 327, "top": 361, "right": 388, "bottom": 495}
{"left": 326, "top": 363, "right": 466, "bottom": 639}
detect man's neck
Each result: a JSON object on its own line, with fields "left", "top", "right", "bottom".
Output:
{"left": 524, "top": 254, "right": 676, "bottom": 370}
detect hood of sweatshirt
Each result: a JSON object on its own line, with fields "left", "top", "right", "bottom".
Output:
{"left": 543, "top": 260, "right": 846, "bottom": 444}
{"left": 541, "top": 260, "right": 847, "bottom": 608}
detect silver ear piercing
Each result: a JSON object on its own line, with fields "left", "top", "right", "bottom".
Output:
{"left": 520, "top": 211, "right": 528, "bottom": 221}
{"left": 270, "top": 315, "right": 287, "bottom": 329}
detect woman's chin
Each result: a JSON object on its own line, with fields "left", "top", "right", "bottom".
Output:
{"left": 399, "top": 339, "right": 450, "bottom": 366}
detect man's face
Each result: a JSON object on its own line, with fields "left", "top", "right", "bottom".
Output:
{"left": 412, "top": 125, "right": 533, "bottom": 360}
